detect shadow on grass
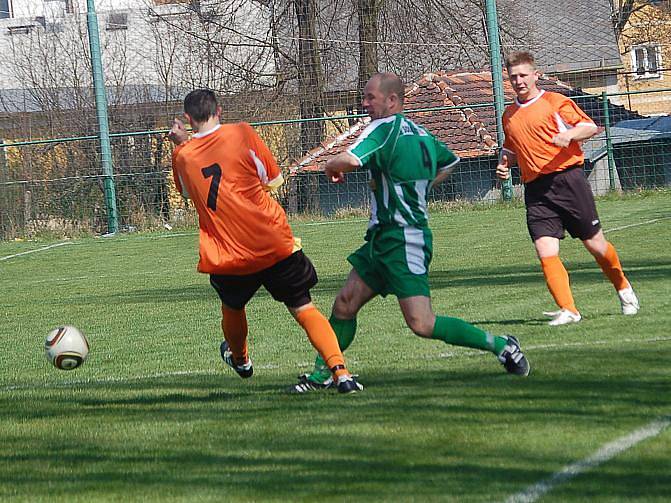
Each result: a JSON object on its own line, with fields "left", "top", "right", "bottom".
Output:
{"left": 73, "top": 257, "right": 671, "bottom": 307}
{"left": 1, "top": 345, "right": 669, "bottom": 500}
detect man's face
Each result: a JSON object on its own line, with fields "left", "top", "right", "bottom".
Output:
{"left": 362, "top": 78, "right": 392, "bottom": 120}
{"left": 508, "top": 63, "right": 539, "bottom": 101}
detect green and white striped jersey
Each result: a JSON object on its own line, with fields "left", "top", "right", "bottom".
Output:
{"left": 347, "top": 113, "right": 459, "bottom": 229}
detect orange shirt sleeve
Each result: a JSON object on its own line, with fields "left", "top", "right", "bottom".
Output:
{"left": 557, "top": 97, "right": 596, "bottom": 128}
{"left": 242, "top": 123, "right": 284, "bottom": 191}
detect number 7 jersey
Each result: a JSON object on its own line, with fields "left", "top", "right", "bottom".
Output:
{"left": 171, "top": 122, "right": 296, "bottom": 275}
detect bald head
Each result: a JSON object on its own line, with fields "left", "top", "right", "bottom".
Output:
{"left": 363, "top": 72, "right": 405, "bottom": 119}
{"left": 370, "top": 72, "right": 405, "bottom": 105}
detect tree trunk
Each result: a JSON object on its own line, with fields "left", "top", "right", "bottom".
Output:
{"left": 294, "top": 0, "right": 325, "bottom": 154}
{"left": 357, "top": 0, "right": 380, "bottom": 102}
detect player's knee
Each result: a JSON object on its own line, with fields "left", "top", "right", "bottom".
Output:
{"left": 406, "top": 316, "right": 433, "bottom": 338}
{"left": 333, "top": 292, "right": 357, "bottom": 319}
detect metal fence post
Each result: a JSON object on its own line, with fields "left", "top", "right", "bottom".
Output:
{"left": 601, "top": 91, "right": 616, "bottom": 192}
{"left": 87, "top": 0, "right": 118, "bottom": 234}
{"left": 485, "top": 0, "right": 512, "bottom": 201}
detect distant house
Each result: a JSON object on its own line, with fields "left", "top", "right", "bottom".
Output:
{"left": 510, "top": 0, "right": 623, "bottom": 99}
{"left": 612, "top": 0, "right": 671, "bottom": 115}
{"left": 288, "top": 70, "right": 643, "bottom": 215}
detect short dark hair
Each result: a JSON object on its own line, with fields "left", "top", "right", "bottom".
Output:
{"left": 373, "top": 72, "right": 405, "bottom": 104}
{"left": 184, "top": 89, "right": 218, "bottom": 123}
{"left": 505, "top": 51, "right": 536, "bottom": 70}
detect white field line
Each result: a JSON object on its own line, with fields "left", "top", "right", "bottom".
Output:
{"left": 0, "top": 363, "right": 281, "bottom": 393}
{"left": 302, "top": 218, "right": 368, "bottom": 227}
{"left": 0, "top": 241, "right": 73, "bottom": 262}
{"left": 505, "top": 416, "right": 671, "bottom": 503}
{"left": 603, "top": 216, "right": 671, "bottom": 234}
{"left": 2, "top": 336, "right": 668, "bottom": 394}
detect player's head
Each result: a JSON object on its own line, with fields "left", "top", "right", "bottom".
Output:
{"left": 363, "top": 72, "right": 405, "bottom": 120}
{"left": 183, "top": 89, "right": 220, "bottom": 130}
{"left": 505, "top": 51, "right": 540, "bottom": 102}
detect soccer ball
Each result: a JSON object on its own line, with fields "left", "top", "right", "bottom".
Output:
{"left": 45, "top": 325, "right": 90, "bottom": 370}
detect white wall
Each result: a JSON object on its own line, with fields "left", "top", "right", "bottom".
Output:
{"left": 0, "top": 0, "right": 275, "bottom": 95}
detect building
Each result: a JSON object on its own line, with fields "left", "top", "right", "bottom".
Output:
{"left": 0, "top": 0, "right": 275, "bottom": 92}
{"left": 612, "top": 0, "right": 671, "bottom": 115}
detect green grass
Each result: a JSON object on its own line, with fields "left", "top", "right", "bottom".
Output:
{"left": 1, "top": 190, "right": 670, "bottom": 502}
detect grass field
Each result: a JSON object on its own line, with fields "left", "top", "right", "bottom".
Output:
{"left": 1, "top": 190, "right": 670, "bottom": 502}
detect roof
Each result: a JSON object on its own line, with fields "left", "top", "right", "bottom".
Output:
{"left": 292, "top": 70, "right": 643, "bottom": 173}
{"left": 516, "top": 0, "right": 623, "bottom": 74}
{"left": 584, "top": 115, "right": 671, "bottom": 161}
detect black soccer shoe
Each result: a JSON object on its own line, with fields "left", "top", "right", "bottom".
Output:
{"left": 287, "top": 373, "right": 334, "bottom": 394}
{"left": 220, "top": 341, "right": 253, "bottom": 379}
{"left": 336, "top": 375, "right": 364, "bottom": 394}
{"left": 497, "top": 336, "right": 530, "bottom": 376}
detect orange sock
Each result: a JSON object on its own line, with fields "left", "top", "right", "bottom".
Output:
{"left": 295, "top": 307, "right": 349, "bottom": 379}
{"left": 540, "top": 256, "right": 578, "bottom": 314}
{"left": 595, "top": 242, "right": 629, "bottom": 291}
{"left": 221, "top": 305, "right": 248, "bottom": 364}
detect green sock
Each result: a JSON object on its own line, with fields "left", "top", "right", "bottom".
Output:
{"left": 308, "top": 316, "right": 357, "bottom": 383}
{"left": 432, "top": 316, "right": 507, "bottom": 355}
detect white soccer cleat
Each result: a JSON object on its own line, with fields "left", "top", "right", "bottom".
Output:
{"left": 618, "top": 287, "right": 640, "bottom": 316}
{"left": 545, "top": 308, "right": 582, "bottom": 326}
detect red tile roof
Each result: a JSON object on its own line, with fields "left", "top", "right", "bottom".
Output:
{"left": 291, "top": 70, "right": 578, "bottom": 173}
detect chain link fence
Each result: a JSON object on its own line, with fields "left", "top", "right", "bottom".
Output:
{"left": 0, "top": 0, "right": 669, "bottom": 239}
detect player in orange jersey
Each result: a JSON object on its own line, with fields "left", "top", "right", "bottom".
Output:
{"left": 497, "top": 52, "right": 639, "bottom": 326}
{"left": 168, "top": 89, "right": 361, "bottom": 393}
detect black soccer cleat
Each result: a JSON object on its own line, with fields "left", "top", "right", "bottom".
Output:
{"left": 287, "top": 373, "right": 335, "bottom": 394}
{"left": 220, "top": 341, "right": 253, "bottom": 379}
{"left": 336, "top": 375, "right": 364, "bottom": 394}
{"left": 497, "top": 336, "right": 530, "bottom": 376}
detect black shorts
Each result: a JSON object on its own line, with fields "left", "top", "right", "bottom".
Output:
{"left": 524, "top": 165, "right": 601, "bottom": 241}
{"left": 209, "top": 250, "right": 318, "bottom": 310}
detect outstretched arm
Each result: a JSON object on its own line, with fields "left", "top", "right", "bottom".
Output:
{"left": 325, "top": 152, "right": 360, "bottom": 183}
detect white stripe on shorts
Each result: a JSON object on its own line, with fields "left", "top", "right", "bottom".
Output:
{"left": 403, "top": 226, "right": 427, "bottom": 275}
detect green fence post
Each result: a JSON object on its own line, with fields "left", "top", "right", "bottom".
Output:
{"left": 485, "top": 0, "right": 512, "bottom": 201}
{"left": 601, "top": 91, "right": 616, "bottom": 192}
{"left": 86, "top": 0, "right": 118, "bottom": 235}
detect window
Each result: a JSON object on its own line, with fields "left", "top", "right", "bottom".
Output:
{"left": 0, "top": 0, "right": 12, "bottom": 19}
{"left": 106, "top": 12, "right": 128, "bottom": 30}
{"left": 44, "top": 0, "right": 76, "bottom": 17}
{"left": 631, "top": 44, "right": 662, "bottom": 79}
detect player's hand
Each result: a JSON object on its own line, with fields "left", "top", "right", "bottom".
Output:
{"left": 496, "top": 154, "right": 510, "bottom": 180}
{"left": 325, "top": 165, "right": 345, "bottom": 183}
{"left": 551, "top": 131, "right": 572, "bottom": 148}
{"left": 168, "top": 118, "right": 189, "bottom": 146}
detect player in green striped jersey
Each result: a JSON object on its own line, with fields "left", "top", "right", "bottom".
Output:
{"left": 289, "top": 73, "right": 530, "bottom": 393}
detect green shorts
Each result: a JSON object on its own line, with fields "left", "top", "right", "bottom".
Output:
{"left": 348, "top": 225, "right": 433, "bottom": 299}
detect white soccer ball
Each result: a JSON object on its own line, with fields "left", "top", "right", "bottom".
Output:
{"left": 45, "top": 325, "right": 90, "bottom": 370}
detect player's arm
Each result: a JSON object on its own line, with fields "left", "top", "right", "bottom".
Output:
{"left": 429, "top": 138, "right": 460, "bottom": 191}
{"left": 327, "top": 121, "right": 387, "bottom": 182}
{"left": 496, "top": 147, "right": 517, "bottom": 180}
{"left": 243, "top": 123, "right": 284, "bottom": 191}
{"left": 324, "top": 152, "right": 360, "bottom": 183}
{"left": 551, "top": 99, "right": 599, "bottom": 148}
{"left": 168, "top": 118, "right": 190, "bottom": 198}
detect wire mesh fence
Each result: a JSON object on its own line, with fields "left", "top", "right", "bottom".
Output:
{"left": 0, "top": 0, "right": 669, "bottom": 239}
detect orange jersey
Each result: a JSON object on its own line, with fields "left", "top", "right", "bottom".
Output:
{"left": 502, "top": 90, "right": 597, "bottom": 183}
{"left": 172, "top": 123, "right": 296, "bottom": 275}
